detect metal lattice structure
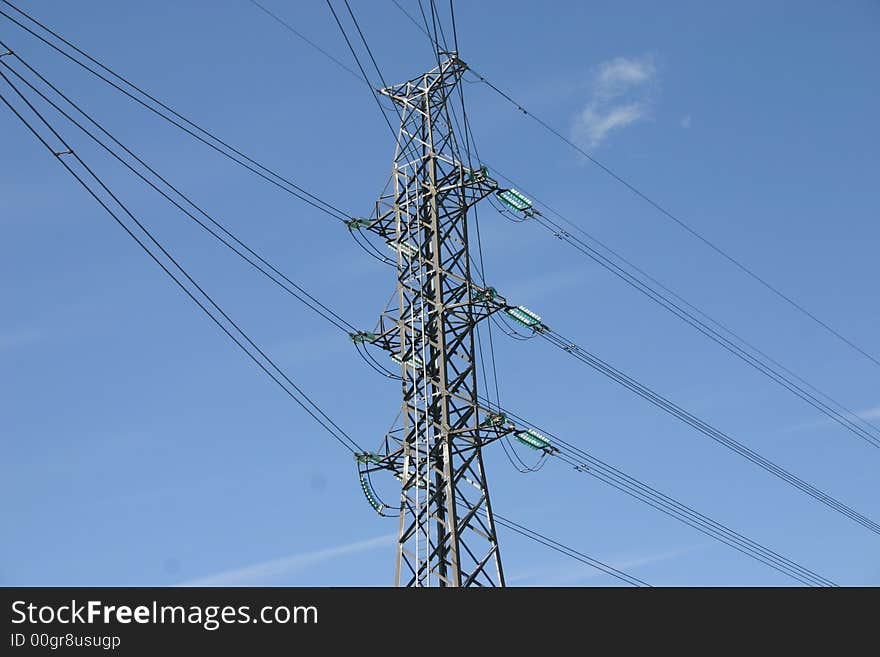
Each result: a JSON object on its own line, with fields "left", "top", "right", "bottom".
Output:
{"left": 360, "top": 54, "right": 506, "bottom": 587}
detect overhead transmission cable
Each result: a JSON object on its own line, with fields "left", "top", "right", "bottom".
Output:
{"left": 0, "top": 14, "right": 635, "bottom": 586}
{"left": 18, "top": 0, "right": 851, "bottom": 584}
{"left": 328, "top": 0, "right": 541, "bottom": 479}
{"left": 488, "top": 510, "right": 650, "bottom": 587}
{"left": 247, "top": 0, "right": 406, "bottom": 242}
{"left": 521, "top": 325, "right": 880, "bottom": 536}
{"left": 0, "top": 0, "right": 400, "bottom": 315}
{"left": 0, "top": 5, "right": 658, "bottom": 590}
{"left": 0, "top": 1, "right": 348, "bottom": 222}
{"left": 319, "top": 2, "right": 880, "bottom": 522}
{"left": 324, "top": 0, "right": 398, "bottom": 139}
{"left": 1, "top": 43, "right": 405, "bottom": 400}
{"left": 0, "top": 71, "right": 363, "bottom": 456}
{"left": 392, "top": 0, "right": 439, "bottom": 44}
{"left": 235, "top": 1, "right": 848, "bottom": 584}
{"left": 480, "top": 399, "right": 836, "bottom": 587}
{"left": 461, "top": 63, "right": 880, "bottom": 373}
{"left": 246, "top": 0, "right": 361, "bottom": 81}
{"left": 414, "top": 0, "right": 530, "bottom": 473}
{"left": 487, "top": 190, "right": 880, "bottom": 450}
{"left": 441, "top": 1, "right": 535, "bottom": 473}
{"left": 448, "top": 0, "right": 460, "bottom": 54}
{"left": 342, "top": 0, "right": 392, "bottom": 90}
{"left": 388, "top": 0, "right": 880, "bottom": 451}
{"left": 486, "top": 169, "right": 880, "bottom": 448}
{"left": 531, "top": 208, "right": 880, "bottom": 449}
{"left": 423, "top": 0, "right": 449, "bottom": 51}
{"left": 551, "top": 449, "right": 831, "bottom": 586}
{"left": 0, "top": 45, "right": 357, "bottom": 336}
{"left": 5, "top": 54, "right": 831, "bottom": 580}
{"left": 379, "top": 1, "right": 880, "bottom": 526}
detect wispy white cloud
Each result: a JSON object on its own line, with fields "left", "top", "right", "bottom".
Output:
{"left": 860, "top": 405, "right": 880, "bottom": 420}
{"left": 595, "top": 56, "right": 656, "bottom": 99}
{"left": 571, "top": 55, "right": 657, "bottom": 150}
{"left": 780, "top": 402, "right": 880, "bottom": 436}
{"left": 574, "top": 103, "right": 648, "bottom": 150}
{"left": 509, "top": 543, "right": 706, "bottom": 586}
{"left": 178, "top": 534, "right": 394, "bottom": 586}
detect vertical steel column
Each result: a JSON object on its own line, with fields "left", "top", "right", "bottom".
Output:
{"left": 368, "top": 55, "right": 504, "bottom": 587}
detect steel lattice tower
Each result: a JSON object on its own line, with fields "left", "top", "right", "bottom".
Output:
{"left": 361, "top": 54, "right": 505, "bottom": 587}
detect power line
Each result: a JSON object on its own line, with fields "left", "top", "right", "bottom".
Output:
{"left": 485, "top": 194, "right": 880, "bottom": 449}
{"left": 0, "top": 1, "right": 349, "bottom": 221}
{"left": 432, "top": 6, "right": 860, "bottom": 549}
{"left": 5, "top": 73, "right": 835, "bottom": 584}
{"left": 481, "top": 404, "right": 835, "bottom": 585}
{"left": 0, "top": 46, "right": 357, "bottom": 335}
{"left": 1, "top": 71, "right": 640, "bottom": 589}
{"left": 526, "top": 326, "right": 880, "bottom": 535}
{"left": 1, "top": 33, "right": 644, "bottom": 587}
{"left": 246, "top": 0, "right": 362, "bottom": 80}
{"left": 545, "top": 451, "right": 829, "bottom": 586}
{"left": 549, "top": 453, "right": 827, "bottom": 586}
{"left": 535, "top": 211, "right": 879, "bottom": 449}
{"left": 242, "top": 3, "right": 503, "bottom": 426}
{"left": 199, "top": 3, "right": 868, "bottom": 580}
{"left": 391, "top": 0, "right": 880, "bottom": 451}
{"left": 485, "top": 170, "right": 880, "bottom": 448}
{"left": 422, "top": 1, "right": 536, "bottom": 477}
{"left": 324, "top": 0, "right": 398, "bottom": 139}
{"left": 490, "top": 511, "right": 650, "bottom": 587}
{"left": 391, "top": 0, "right": 431, "bottom": 40}
{"left": 465, "top": 64, "right": 880, "bottom": 372}
{"left": 342, "top": 0, "right": 391, "bottom": 91}
{"left": 481, "top": 400, "right": 836, "bottom": 587}
{"left": 448, "top": 0, "right": 460, "bottom": 55}
{"left": 12, "top": 0, "right": 868, "bottom": 584}
{"left": 0, "top": 1, "right": 780, "bottom": 589}
{"left": 0, "top": 72, "right": 363, "bottom": 455}
{"left": 21, "top": 53, "right": 844, "bottom": 577}
{"left": 425, "top": 0, "right": 449, "bottom": 51}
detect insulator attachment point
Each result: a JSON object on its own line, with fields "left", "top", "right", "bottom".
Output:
{"left": 472, "top": 286, "right": 499, "bottom": 303}
{"left": 481, "top": 412, "right": 507, "bottom": 428}
{"left": 346, "top": 217, "right": 374, "bottom": 231}
{"left": 349, "top": 330, "right": 377, "bottom": 344}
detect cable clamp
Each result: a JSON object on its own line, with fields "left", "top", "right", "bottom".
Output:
{"left": 0, "top": 50, "right": 14, "bottom": 58}
{"left": 53, "top": 149, "right": 73, "bottom": 157}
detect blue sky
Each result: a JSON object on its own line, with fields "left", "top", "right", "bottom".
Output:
{"left": 1, "top": 0, "right": 878, "bottom": 586}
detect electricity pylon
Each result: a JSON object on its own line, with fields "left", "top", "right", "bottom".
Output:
{"left": 356, "top": 53, "right": 505, "bottom": 587}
